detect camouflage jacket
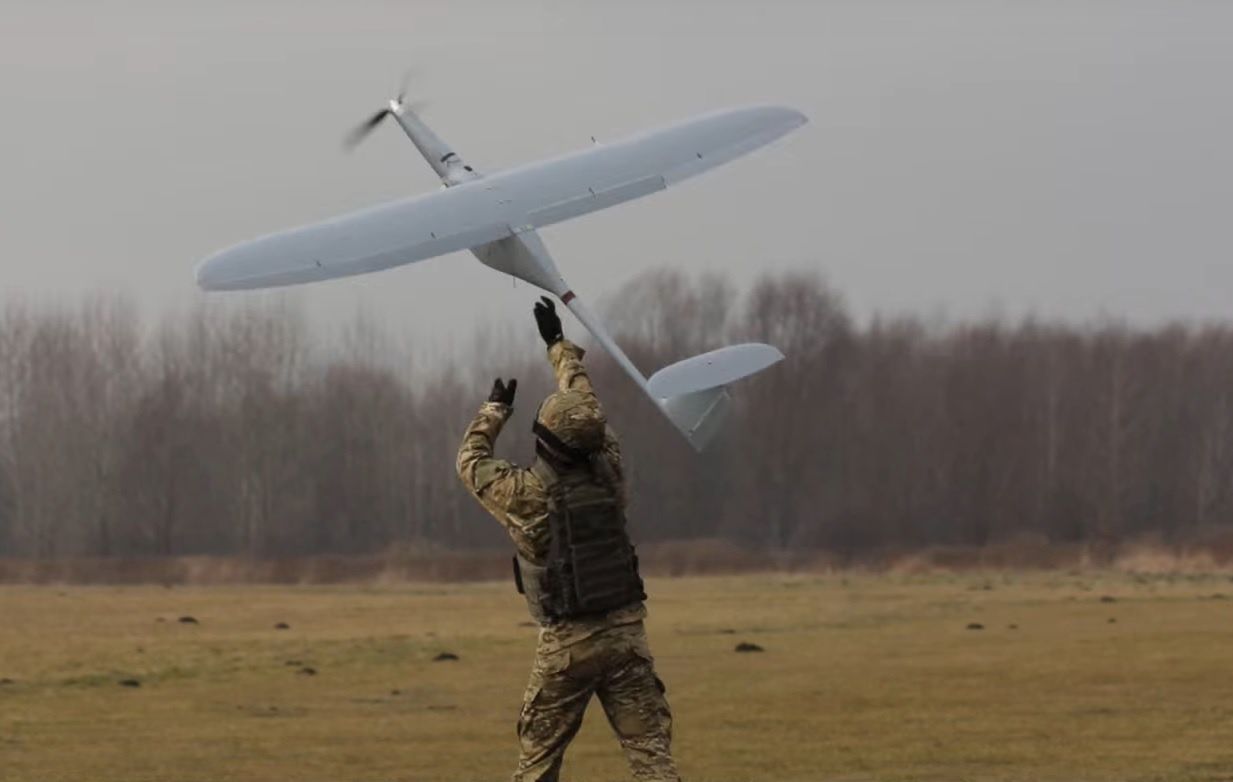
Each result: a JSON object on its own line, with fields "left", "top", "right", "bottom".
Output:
{"left": 456, "top": 340, "right": 645, "bottom": 648}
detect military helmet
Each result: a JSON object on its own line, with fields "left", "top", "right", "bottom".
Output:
{"left": 535, "top": 389, "right": 606, "bottom": 455}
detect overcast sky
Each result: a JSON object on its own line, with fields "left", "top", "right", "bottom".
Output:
{"left": 3, "top": 0, "right": 1232, "bottom": 353}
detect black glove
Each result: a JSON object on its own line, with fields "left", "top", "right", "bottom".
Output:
{"left": 488, "top": 377, "right": 517, "bottom": 406}
{"left": 533, "top": 296, "right": 563, "bottom": 347}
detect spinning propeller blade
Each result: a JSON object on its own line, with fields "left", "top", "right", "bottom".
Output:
{"left": 343, "top": 109, "right": 392, "bottom": 151}
{"left": 342, "top": 65, "right": 429, "bottom": 152}
{"left": 397, "top": 69, "right": 413, "bottom": 104}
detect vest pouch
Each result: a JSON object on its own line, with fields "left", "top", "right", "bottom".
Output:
{"left": 515, "top": 553, "right": 560, "bottom": 625}
{"left": 568, "top": 537, "right": 645, "bottom": 615}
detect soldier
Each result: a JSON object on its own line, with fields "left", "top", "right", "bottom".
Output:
{"left": 457, "top": 297, "right": 681, "bottom": 782}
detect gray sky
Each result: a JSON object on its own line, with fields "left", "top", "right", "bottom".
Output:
{"left": 3, "top": 0, "right": 1232, "bottom": 353}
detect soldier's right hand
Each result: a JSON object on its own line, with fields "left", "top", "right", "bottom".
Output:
{"left": 488, "top": 377, "right": 518, "bottom": 407}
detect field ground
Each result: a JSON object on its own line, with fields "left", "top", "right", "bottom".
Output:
{"left": 2, "top": 572, "right": 1232, "bottom": 782}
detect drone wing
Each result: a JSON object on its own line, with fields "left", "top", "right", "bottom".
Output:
{"left": 515, "top": 105, "right": 806, "bottom": 228}
{"left": 196, "top": 105, "right": 806, "bottom": 291}
{"left": 195, "top": 188, "right": 514, "bottom": 291}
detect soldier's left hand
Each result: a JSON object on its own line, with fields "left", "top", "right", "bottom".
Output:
{"left": 489, "top": 377, "right": 518, "bottom": 407}
{"left": 534, "top": 296, "right": 564, "bottom": 347}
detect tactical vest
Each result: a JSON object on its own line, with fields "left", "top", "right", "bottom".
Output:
{"left": 513, "top": 456, "right": 645, "bottom": 624}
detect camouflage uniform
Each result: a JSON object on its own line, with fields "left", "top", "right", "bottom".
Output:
{"left": 457, "top": 340, "right": 680, "bottom": 782}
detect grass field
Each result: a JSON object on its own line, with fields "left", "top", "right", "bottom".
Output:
{"left": 2, "top": 572, "right": 1232, "bottom": 782}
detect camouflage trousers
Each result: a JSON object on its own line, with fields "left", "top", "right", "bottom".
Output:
{"left": 513, "top": 620, "right": 680, "bottom": 781}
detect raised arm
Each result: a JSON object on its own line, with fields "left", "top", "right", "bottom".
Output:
{"left": 456, "top": 379, "right": 535, "bottom": 524}
{"left": 456, "top": 392, "right": 515, "bottom": 500}
{"left": 535, "top": 295, "right": 596, "bottom": 395}
{"left": 535, "top": 297, "right": 624, "bottom": 497}
{"left": 548, "top": 339, "right": 594, "bottom": 394}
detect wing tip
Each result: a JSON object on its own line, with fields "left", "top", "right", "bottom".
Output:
{"left": 194, "top": 258, "right": 219, "bottom": 291}
{"left": 759, "top": 104, "right": 809, "bottom": 129}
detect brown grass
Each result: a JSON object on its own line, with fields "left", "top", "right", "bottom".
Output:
{"left": 3, "top": 572, "right": 1233, "bottom": 781}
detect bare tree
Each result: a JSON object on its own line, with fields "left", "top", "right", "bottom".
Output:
{"left": 4, "top": 270, "right": 1233, "bottom": 563}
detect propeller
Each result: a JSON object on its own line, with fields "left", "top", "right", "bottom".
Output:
{"left": 343, "top": 108, "right": 393, "bottom": 150}
{"left": 343, "top": 70, "right": 429, "bottom": 151}
{"left": 342, "top": 98, "right": 431, "bottom": 151}
{"left": 396, "top": 68, "right": 413, "bottom": 105}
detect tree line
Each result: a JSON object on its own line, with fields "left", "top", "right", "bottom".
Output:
{"left": 2, "top": 270, "right": 1233, "bottom": 560}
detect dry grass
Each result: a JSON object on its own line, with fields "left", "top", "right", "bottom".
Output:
{"left": 5, "top": 536, "right": 1233, "bottom": 586}
{"left": 2, "top": 572, "right": 1233, "bottom": 781}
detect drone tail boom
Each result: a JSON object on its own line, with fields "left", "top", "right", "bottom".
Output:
{"left": 564, "top": 296, "right": 783, "bottom": 451}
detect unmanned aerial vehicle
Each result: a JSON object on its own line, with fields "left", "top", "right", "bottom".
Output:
{"left": 196, "top": 90, "right": 808, "bottom": 449}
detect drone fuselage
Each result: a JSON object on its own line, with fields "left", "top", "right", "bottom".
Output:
{"left": 391, "top": 102, "right": 648, "bottom": 387}
{"left": 390, "top": 104, "right": 564, "bottom": 290}
{"left": 388, "top": 101, "right": 480, "bottom": 186}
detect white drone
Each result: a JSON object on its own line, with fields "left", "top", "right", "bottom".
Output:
{"left": 196, "top": 87, "right": 808, "bottom": 450}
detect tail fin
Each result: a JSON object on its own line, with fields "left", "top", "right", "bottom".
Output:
{"left": 647, "top": 343, "right": 784, "bottom": 451}
{"left": 562, "top": 294, "right": 782, "bottom": 451}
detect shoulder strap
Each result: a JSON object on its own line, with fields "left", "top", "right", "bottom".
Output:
{"left": 531, "top": 455, "right": 568, "bottom": 563}
{"left": 530, "top": 455, "right": 558, "bottom": 489}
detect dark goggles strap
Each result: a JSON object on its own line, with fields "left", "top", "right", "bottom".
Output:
{"left": 532, "top": 420, "right": 591, "bottom": 463}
